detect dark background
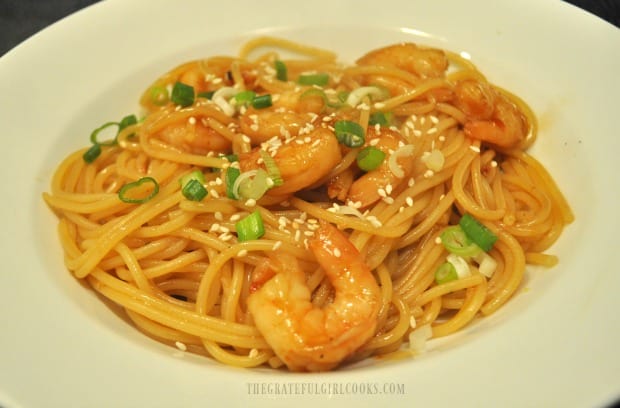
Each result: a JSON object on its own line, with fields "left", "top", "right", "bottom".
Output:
{"left": 0, "top": 0, "right": 618, "bottom": 56}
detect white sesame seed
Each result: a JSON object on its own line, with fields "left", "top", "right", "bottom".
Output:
{"left": 383, "top": 197, "right": 395, "bottom": 204}
{"left": 470, "top": 145, "right": 481, "bottom": 153}
{"left": 427, "top": 127, "right": 437, "bottom": 134}
{"left": 304, "top": 230, "right": 314, "bottom": 237}
{"left": 333, "top": 248, "right": 342, "bottom": 258}
{"left": 491, "top": 160, "right": 498, "bottom": 167}
{"left": 420, "top": 117, "right": 426, "bottom": 125}
{"left": 408, "top": 178, "right": 415, "bottom": 187}
{"left": 210, "top": 223, "right": 220, "bottom": 232}
{"left": 439, "top": 135, "right": 446, "bottom": 142}
{"left": 175, "top": 341, "right": 187, "bottom": 351}
{"left": 272, "top": 241, "right": 282, "bottom": 250}
{"left": 249, "top": 348, "right": 259, "bottom": 358}
{"left": 245, "top": 198, "right": 256, "bottom": 207}
{"left": 413, "top": 129, "right": 422, "bottom": 137}
{"left": 229, "top": 214, "right": 241, "bottom": 222}
{"left": 214, "top": 211, "right": 223, "bottom": 221}
{"left": 377, "top": 188, "right": 387, "bottom": 198}
{"left": 435, "top": 236, "right": 442, "bottom": 244}
{"left": 406, "top": 197, "right": 414, "bottom": 207}
{"left": 385, "top": 184, "right": 393, "bottom": 195}
{"left": 294, "top": 230, "right": 301, "bottom": 242}
{"left": 369, "top": 138, "right": 380, "bottom": 146}
{"left": 237, "top": 249, "right": 248, "bottom": 257}
{"left": 210, "top": 189, "right": 220, "bottom": 199}
{"left": 250, "top": 124, "right": 259, "bottom": 132}
{"left": 424, "top": 169, "right": 434, "bottom": 178}
{"left": 374, "top": 102, "right": 386, "bottom": 109}
{"left": 430, "top": 115, "right": 439, "bottom": 124}
{"left": 242, "top": 135, "right": 252, "bottom": 144}
{"left": 366, "top": 216, "right": 382, "bottom": 228}
{"left": 188, "top": 116, "right": 196, "bottom": 125}
{"left": 410, "top": 316, "right": 417, "bottom": 329}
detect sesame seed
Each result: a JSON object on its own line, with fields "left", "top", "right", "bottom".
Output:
{"left": 210, "top": 223, "right": 220, "bottom": 232}
{"left": 406, "top": 197, "right": 414, "bottom": 207}
{"left": 435, "top": 236, "right": 442, "bottom": 244}
{"left": 439, "top": 135, "right": 446, "bottom": 142}
{"left": 410, "top": 316, "right": 417, "bottom": 329}
{"left": 175, "top": 341, "right": 187, "bottom": 351}
{"left": 242, "top": 135, "right": 252, "bottom": 144}
{"left": 491, "top": 160, "right": 498, "bottom": 167}
{"left": 188, "top": 116, "right": 196, "bottom": 125}
{"left": 377, "top": 188, "right": 387, "bottom": 198}
{"left": 229, "top": 214, "right": 241, "bottom": 222}
{"left": 294, "top": 230, "right": 301, "bottom": 242}
{"left": 385, "top": 184, "right": 393, "bottom": 195}
{"left": 237, "top": 249, "right": 248, "bottom": 257}
{"left": 250, "top": 124, "right": 259, "bottom": 132}
{"left": 420, "top": 117, "right": 426, "bottom": 125}
{"left": 214, "top": 211, "right": 223, "bottom": 221}
{"left": 304, "top": 231, "right": 314, "bottom": 237}
{"left": 430, "top": 115, "right": 439, "bottom": 124}
{"left": 366, "top": 216, "right": 382, "bottom": 228}
{"left": 413, "top": 129, "right": 422, "bottom": 137}
{"left": 424, "top": 170, "right": 434, "bottom": 178}
{"left": 470, "top": 145, "right": 481, "bottom": 153}
{"left": 369, "top": 138, "right": 380, "bottom": 146}
{"left": 399, "top": 206, "right": 405, "bottom": 213}
{"left": 212, "top": 77, "right": 223, "bottom": 84}
{"left": 249, "top": 348, "right": 259, "bottom": 358}
{"left": 374, "top": 102, "right": 386, "bottom": 109}
{"left": 210, "top": 189, "right": 220, "bottom": 199}
{"left": 272, "top": 241, "right": 282, "bottom": 250}
{"left": 383, "top": 197, "right": 395, "bottom": 204}
{"left": 219, "top": 233, "right": 233, "bottom": 241}
{"left": 427, "top": 127, "right": 437, "bottom": 134}
{"left": 333, "top": 248, "right": 341, "bottom": 258}
{"left": 408, "top": 178, "right": 415, "bottom": 187}
{"left": 245, "top": 198, "right": 256, "bottom": 207}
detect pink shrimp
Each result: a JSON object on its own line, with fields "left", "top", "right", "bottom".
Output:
{"left": 247, "top": 221, "right": 381, "bottom": 371}
{"left": 454, "top": 79, "right": 528, "bottom": 148}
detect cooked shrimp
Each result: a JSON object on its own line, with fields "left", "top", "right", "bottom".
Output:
{"left": 455, "top": 79, "right": 528, "bottom": 148}
{"left": 356, "top": 43, "right": 448, "bottom": 78}
{"left": 239, "top": 108, "right": 310, "bottom": 144}
{"left": 347, "top": 127, "right": 414, "bottom": 208}
{"left": 247, "top": 221, "right": 381, "bottom": 371}
{"left": 157, "top": 119, "right": 231, "bottom": 155}
{"left": 239, "top": 127, "right": 341, "bottom": 196}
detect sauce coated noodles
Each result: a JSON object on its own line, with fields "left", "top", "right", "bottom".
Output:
{"left": 43, "top": 37, "right": 572, "bottom": 371}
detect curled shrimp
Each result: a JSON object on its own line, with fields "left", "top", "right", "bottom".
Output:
{"left": 247, "top": 221, "right": 381, "bottom": 371}
{"left": 239, "top": 127, "right": 341, "bottom": 197}
{"left": 357, "top": 43, "right": 449, "bottom": 78}
{"left": 346, "top": 127, "right": 414, "bottom": 208}
{"left": 454, "top": 79, "right": 528, "bottom": 148}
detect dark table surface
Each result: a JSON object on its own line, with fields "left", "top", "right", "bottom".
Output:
{"left": 0, "top": 0, "right": 618, "bottom": 57}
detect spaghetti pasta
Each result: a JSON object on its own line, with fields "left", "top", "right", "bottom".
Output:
{"left": 43, "top": 37, "right": 573, "bottom": 371}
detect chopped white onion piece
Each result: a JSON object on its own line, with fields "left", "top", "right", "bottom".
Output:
{"left": 474, "top": 251, "right": 497, "bottom": 278}
{"left": 388, "top": 144, "right": 414, "bottom": 178}
{"left": 212, "top": 86, "right": 239, "bottom": 116}
{"left": 447, "top": 253, "right": 471, "bottom": 278}
{"left": 346, "top": 86, "right": 386, "bottom": 107}
{"left": 409, "top": 324, "right": 432, "bottom": 354}
{"left": 421, "top": 149, "right": 445, "bottom": 172}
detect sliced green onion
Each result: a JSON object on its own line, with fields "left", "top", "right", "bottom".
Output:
{"left": 297, "top": 73, "right": 329, "bottom": 86}
{"left": 275, "top": 60, "right": 287, "bottom": 81}
{"left": 225, "top": 167, "right": 241, "bottom": 199}
{"left": 238, "top": 169, "right": 272, "bottom": 200}
{"left": 197, "top": 90, "right": 215, "bottom": 99}
{"left": 356, "top": 146, "right": 386, "bottom": 172}
{"left": 334, "top": 120, "right": 365, "bottom": 148}
{"left": 118, "top": 114, "right": 138, "bottom": 132}
{"left": 252, "top": 94, "right": 272, "bottom": 109}
{"left": 259, "top": 150, "right": 283, "bottom": 186}
{"left": 171, "top": 82, "right": 195, "bottom": 107}
{"left": 233, "top": 90, "right": 256, "bottom": 106}
{"left": 300, "top": 88, "right": 343, "bottom": 109}
{"left": 459, "top": 214, "right": 498, "bottom": 252}
{"left": 179, "top": 170, "right": 205, "bottom": 187}
{"left": 83, "top": 144, "right": 101, "bottom": 163}
{"left": 118, "top": 177, "right": 159, "bottom": 204}
{"left": 235, "top": 210, "right": 265, "bottom": 242}
{"left": 440, "top": 225, "right": 482, "bottom": 257}
{"left": 182, "top": 179, "right": 208, "bottom": 201}
{"left": 223, "top": 153, "right": 238, "bottom": 163}
{"left": 446, "top": 253, "right": 471, "bottom": 278}
{"left": 149, "top": 85, "right": 169, "bottom": 105}
{"left": 369, "top": 111, "right": 393, "bottom": 127}
{"left": 90, "top": 121, "right": 120, "bottom": 146}
{"left": 435, "top": 262, "right": 458, "bottom": 284}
